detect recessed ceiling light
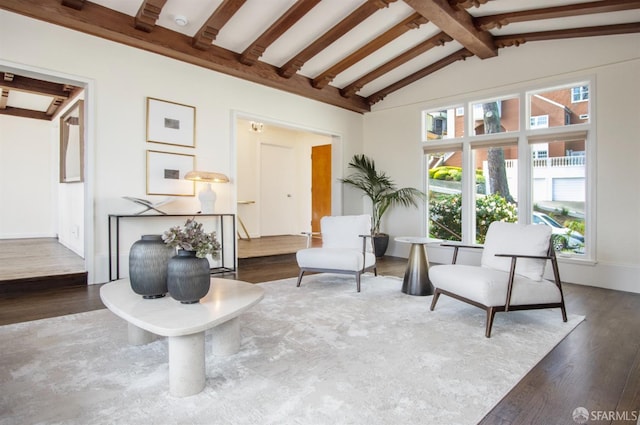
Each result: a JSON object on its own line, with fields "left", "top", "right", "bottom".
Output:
{"left": 174, "top": 15, "right": 188, "bottom": 27}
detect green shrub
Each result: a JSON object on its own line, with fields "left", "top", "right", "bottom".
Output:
{"left": 564, "top": 219, "right": 585, "bottom": 235}
{"left": 429, "top": 193, "right": 517, "bottom": 243}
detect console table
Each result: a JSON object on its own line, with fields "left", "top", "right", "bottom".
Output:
{"left": 108, "top": 213, "right": 236, "bottom": 282}
{"left": 100, "top": 278, "right": 264, "bottom": 397}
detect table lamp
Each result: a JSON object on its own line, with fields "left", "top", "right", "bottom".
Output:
{"left": 185, "top": 171, "right": 229, "bottom": 213}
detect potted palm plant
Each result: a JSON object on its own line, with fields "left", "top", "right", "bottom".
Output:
{"left": 340, "top": 154, "right": 426, "bottom": 257}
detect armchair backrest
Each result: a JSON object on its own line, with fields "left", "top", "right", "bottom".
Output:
{"left": 320, "top": 215, "right": 372, "bottom": 252}
{"left": 481, "top": 221, "right": 552, "bottom": 281}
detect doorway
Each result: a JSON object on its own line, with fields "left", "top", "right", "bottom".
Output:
{"left": 235, "top": 117, "right": 336, "bottom": 257}
{"left": 0, "top": 61, "right": 92, "bottom": 284}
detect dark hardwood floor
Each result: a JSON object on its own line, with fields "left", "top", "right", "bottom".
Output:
{"left": 0, "top": 253, "right": 638, "bottom": 424}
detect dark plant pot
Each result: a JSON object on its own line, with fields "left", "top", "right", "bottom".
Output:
{"left": 129, "top": 235, "right": 175, "bottom": 299}
{"left": 373, "top": 233, "right": 389, "bottom": 258}
{"left": 167, "top": 250, "right": 210, "bottom": 304}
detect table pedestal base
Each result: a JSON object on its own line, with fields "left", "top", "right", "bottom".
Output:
{"left": 128, "top": 323, "right": 157, "bottom": 345}
{"left": 127, "top": 318, "right": 242, "bottom": 397}
{"left": 169, "top": 333, "right": 205, "bottom": 397}
{"left": 402, "top": 244, "right": 434, "bottom": 296}
{"left": 210, "top": 316, "right": 241, "bottom": 356}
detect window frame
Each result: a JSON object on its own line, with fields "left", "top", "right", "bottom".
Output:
{"left": 423, "top": 78, "right": 595, "bottom": 262}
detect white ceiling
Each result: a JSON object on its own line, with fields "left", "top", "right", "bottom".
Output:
{"left": 2, "top": 0, "right": 639, "bottom": 115}
{"left": 86, "top": 0, "right": 640, "bottom": 98}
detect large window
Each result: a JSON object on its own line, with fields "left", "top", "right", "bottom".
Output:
{"left": 423, "top": 81, "right": 591, "bottom": 257}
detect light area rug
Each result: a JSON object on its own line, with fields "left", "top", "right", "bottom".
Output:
{"left": 0, "top": 274, "right": 583, "bottom": 425}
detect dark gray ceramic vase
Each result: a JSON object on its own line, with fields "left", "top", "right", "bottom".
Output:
{"left": 167, "top": 250, "right": 210, "bottom": 304}
{"left": 129, "top": 235, "right": 175, "bottom": 299}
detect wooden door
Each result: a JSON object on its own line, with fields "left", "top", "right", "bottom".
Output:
{"left": 311, "top": 144, "right": 331, "bottom": 232}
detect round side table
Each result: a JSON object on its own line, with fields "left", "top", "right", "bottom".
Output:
{"left": 395, "top": 236, "right": 441, "bottom": 296}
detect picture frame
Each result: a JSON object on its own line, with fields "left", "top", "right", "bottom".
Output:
{"left": 60, "top": 99, "right": 84, "bottom": 183}
{"left": 146, "top": 150, "right": 195, "bottom": 196}
{"left": 146, "top": 97, "right": 196, "bottom": 147}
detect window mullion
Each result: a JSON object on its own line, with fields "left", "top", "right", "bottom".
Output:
{"left": 461, "top": 143, "right": 475, "bottom": 245}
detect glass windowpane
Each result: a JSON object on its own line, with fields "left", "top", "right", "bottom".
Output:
{"left": 530, "top": 85, "right": 590, "bottom": 128}
{"left": 427, "top": 151, "right": 462, "bottom": 241}
{"left": 531, "top": 139, "right": 586, "bottom": 254}
{"left": 423, "top": 106, "right": 464, "bottom": 141}
{"left": 471, "top": 97, "right": 519, "bottom": 136}
{"left": 473, "top": 145, "right": 518, "bottom": 243}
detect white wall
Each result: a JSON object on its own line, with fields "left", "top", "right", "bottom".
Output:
{"left": 364, "top": 35, "right": 640, "bottom": 293}
{"left": 0, "top": 115, "right": 56, "bottom": 238}
{"left": 0, "top": 10, "right": 364, "bottom": 284}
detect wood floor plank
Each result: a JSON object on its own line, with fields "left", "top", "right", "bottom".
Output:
{"left": 0, "top": 238, "right": 85, "bottom": 280}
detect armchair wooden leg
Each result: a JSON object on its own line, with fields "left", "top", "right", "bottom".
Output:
{"left": 373, "top": 267, "right": 377, "bottom": 277}
{"left": 355, "top": 273, "right": 361, "bottom": 292}
{"left": 296, "top": 270, "right": 305, "bottom": 287}
{"left": 430, "top": 289, "right": 441, "bottom": 311}
{"left": 485, "top": 307, "right": 497, "bottom": 338}
{"left": 560, "top": 304, "right": 568, "bottom": 322}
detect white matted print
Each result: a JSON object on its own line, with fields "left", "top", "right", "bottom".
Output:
{"left": 146, "top": 97, "right": 195, "bottom": 147}
{"left": 146, "top": 150, "right": 195, "bottom": 196}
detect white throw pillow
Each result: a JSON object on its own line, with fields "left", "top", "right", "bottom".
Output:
{"left": 481, "top": 221, "right": 551, "bottom": 281}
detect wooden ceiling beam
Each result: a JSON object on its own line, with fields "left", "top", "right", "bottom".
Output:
{"left": 476, "top": 0, "right": 640, "bottom": 31}
{"left": 448, "top": 0, "right": 491, "bottom": 8}
{"left": 404, "top": 0, "right": 496, "bottom": 59}
{"left": 367, "top": 48, "right": 473, "bottom": 104}
{"left": 0, "top": 0, "right": 370, "bottom": 113}
{"left": 0, "top": 89, "right": 8, "bottom": 109}
{"left": 0, "top": 74, "right": 70, "bottom": 98}
{"left": 341, "top": 31, "right": 453, "bottom": 98}
{"left": 240, "top": 0, "right": 321, "bottom": 66}
{"left": 192, "top": 0, "right": 246, "bottom": 50}
{"left": 0, "top": 106, "right": 52, "bottom": 120}
{"left": 494, "top": 23, "right": 640, "bottom": 48}
{"left": 312, "top": 12, "right": 429, "bottom": 89}
{"left": 368, "top": 22, "right": 640, "bottom": 103}
{"left": 61, "top": 0, "right": 85, "bottom": 10}
{"left": 134, "top": 0, "right": 167, "bottom": 32}
{"left": 46, "top": 97, "right": 64, "bottom": 116}
{"left": 279, "top": 0, "right": 398, "bottom": 79}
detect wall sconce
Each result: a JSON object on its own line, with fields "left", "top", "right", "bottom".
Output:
{"left": 185, "top": 171, "right": 229, "bottom": 214}
{"left": 250, "top": 121, "right": 264, "bottom": 133}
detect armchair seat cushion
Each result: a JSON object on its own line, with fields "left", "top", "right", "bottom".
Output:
{"left": 430, "top": 264, "right": 562, "bottom": 307}
{"left": 296, "top": 248, "right": 375, "bottom": 272}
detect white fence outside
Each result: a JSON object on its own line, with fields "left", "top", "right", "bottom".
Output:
{"left": 485, "top": 156, "right": 585, "bottom": 202}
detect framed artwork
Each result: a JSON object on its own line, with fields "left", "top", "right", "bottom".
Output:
{"left": 146, "top": 150, "right": 195, "bottom": 196}
{"left": 146, "top": 97, "right": 196, "bottom": 147}
{"left": 60, "top": 99, "right": 84, "bottom": 183}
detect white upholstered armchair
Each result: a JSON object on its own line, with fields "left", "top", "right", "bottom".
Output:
{"left": 295, "top": 215, "right": 377, "bottom": 292}
{"left": 429, "top": 221, "right": 567, "bottom": 337}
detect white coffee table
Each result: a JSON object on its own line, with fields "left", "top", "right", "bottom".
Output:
{"left": 100, "top": 278, "right": 264, "bottom": 397}
{"left": 395, "top": 237, "right": 442, "bottom": 296}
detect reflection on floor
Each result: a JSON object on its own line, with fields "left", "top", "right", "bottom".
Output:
{"left": 237, "top": 234, "right": 321, "bottom": 259}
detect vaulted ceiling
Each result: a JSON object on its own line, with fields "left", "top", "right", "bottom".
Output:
{"left": 1, "top": 0, "right": 639, "bottom": 117}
